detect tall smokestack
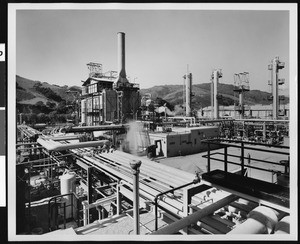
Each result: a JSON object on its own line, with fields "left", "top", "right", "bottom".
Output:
{"left": 117, "top": 32, "right": 128, "bottom": 83}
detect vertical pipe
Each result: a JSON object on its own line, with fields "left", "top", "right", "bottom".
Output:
{"left": 213, "top": 70, "right": 219, "bottom": 119}
{"left": 207, "top": 143, "right": 211, "bottom": 172}
{"left": 87, "top": 167, "right": 93, "bottom": 204}
{"left": 63, "top": 202, "right": 66, "bottom": 229}
{"left": 224, "top": 146, "right": 228, "bottom": 173}
{"left": 129, "top": 160, "right": 142, "bottom": 235}
{"left": 155, "top": 198, "right": 158, "bottom": 231}
{"left": 241, "top": 142, "right": 244, "bottom": 174}
{"left": 211, "top": 81, "right": 214, "bottom": 119}
{"left": 263, "top": 122, "right": 266, "bottom": 142}
{"left": 116, "top": 181, "right": 121, "bottom": 215}
{"left": 239, "top": 93, "right": 244, "bottom": 119}
{"left": 82, "top": 201, "right": 88, "bottom": 226}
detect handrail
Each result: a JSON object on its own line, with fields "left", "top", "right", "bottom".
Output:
{"left": 202, "top": 138, "right": 289, "bottom": 176}
{"left": 153, "top": 174, "right": 201, "bottom": 231}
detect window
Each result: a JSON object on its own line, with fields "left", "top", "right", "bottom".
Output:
{"left": 88, "top": 83, "right": 97, "bottom": 94}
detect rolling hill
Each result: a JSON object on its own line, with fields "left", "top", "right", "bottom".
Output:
{"left": 16, "top": 75, "right": 289, "bottom": 114}
{"left": 140, "top": 83, "right": 289, "bottom": 110}
{"left": 16, "top": 75, "right": 81, "bottom": 105}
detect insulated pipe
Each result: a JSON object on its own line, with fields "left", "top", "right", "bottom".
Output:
{"left": 106, "top": 151, "right": 194, "bottom": 184}
{"left": 274, "top": 215, "right": 290, "bottom": 234}
{"left": 42, "top": 135, "right": 81, "bottom": 141}
{"left": 67, "top": 124, "right": 128, "bottom": 133}
{"left": 151, "top": 194, "right": 238, "bottom": 235}
{"left": 129, "top": 160, "right": 142, "bottom": 235}
{"left": 227, "top": 206, "right": 280, "bottom": 234}
{"left": 37, "top": 138, "right": 110, "bottom": 151}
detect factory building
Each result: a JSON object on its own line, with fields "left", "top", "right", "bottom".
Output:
{"left": 80, "top": 32, "right": 140, "bottom": 125}
{"left": 149, "top": 126, "right": 219, "bottom": 157}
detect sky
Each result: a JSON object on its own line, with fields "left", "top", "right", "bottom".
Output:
{"left": 16, "top": 6, "right": 290, "bottom": 94}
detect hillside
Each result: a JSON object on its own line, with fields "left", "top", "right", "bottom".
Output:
{"left": 16, "top": 75, "right": 289, "bottom": 114}
{"left": 141, "top": 83, "right": 289, "bottom": 110}
{"left": 16, "top": 75, "right": 81, "bottom": 105}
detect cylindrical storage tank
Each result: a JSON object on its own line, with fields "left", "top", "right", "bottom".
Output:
{"left": 60, "top": 171, "right": 76, "bottom": 219}
{"left": 274, "top": 216, "right": 290, "bottom": 234}
{"left": 227, "top": 206, "right": 279, "bottom": 234}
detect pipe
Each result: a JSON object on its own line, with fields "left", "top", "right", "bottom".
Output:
{"left": 42, "top": 135, "right": 81, "bottom": 141}
{"left": 151, "top": 194, "right": 238, "bottom": 235}
{"left": 82, "top": 201, "right": 89, "bottom": 226}
{"left": 107, "top": 150, "right": 195, "bottom": 184}
{"left": 154, "top": 175, "right": 201, "bottom": 231}
{"left": 227, "top": 206, "right": 280, "bottom": 234}
{"left": 129, "top": 159, "right": 142, "bottom": 235}
{"left": 239, "top": 93, "right": 244, "bottom": 119}
{"left": 120, "top": 180, "right": 183, "bottom": 217}
{"left": 67, "top": 124, "right": 128, "bottom": 133}
{"left": 274, "top": 215, "right": 290, "bottom": 234}
{"left": 37, "top": 138, "right": 110, "bottom": 151}
{"left": 211, "top": 80, "right": 214, "bottom": 119}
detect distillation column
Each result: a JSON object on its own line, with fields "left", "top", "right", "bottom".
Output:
{"left": 268, "top": 57, "right": 285, "bottom": 120}
{"left": 233, "top": 72, "right": 250, "bottom": 119}
{"left": 212, "top": 69, "right": 223, "bottom": 119}
{"left": 184, "top": 72, "right": 192, "bottom": 117}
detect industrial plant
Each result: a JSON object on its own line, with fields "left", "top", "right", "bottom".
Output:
{"left": 16, "top": 32, "right": 291, "bottom": 238}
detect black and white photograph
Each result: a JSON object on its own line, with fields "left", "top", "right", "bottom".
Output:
{"left": 5, "top": 2, "right": 298, "bottom": 242}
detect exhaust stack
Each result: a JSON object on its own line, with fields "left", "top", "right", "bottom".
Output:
{"left": 117, "top": 32, "right": 129, "bottom": 84}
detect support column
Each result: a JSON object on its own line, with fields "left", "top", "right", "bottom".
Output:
{"left": 129, "top": 160, "right": 142, "bottom": 235}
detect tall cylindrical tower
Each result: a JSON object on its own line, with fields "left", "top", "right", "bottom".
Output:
{"left": 268, "top": 57, "right": 285, "bottom": 119}
{"left": 117, "top": 32, "right": 128, "bottom": 83}
{"left": 272, "top": 57, "right": 279, "bottom": 119}
{"left": 185, "top": 73, "right": 192, "bottom": 117}
{"left": 213, "top": 70, "right": 219, "bottom": 119}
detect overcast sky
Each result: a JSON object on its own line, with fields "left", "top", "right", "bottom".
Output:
{"left": 16, "top": 6, "right": 290, "bottom": 94}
